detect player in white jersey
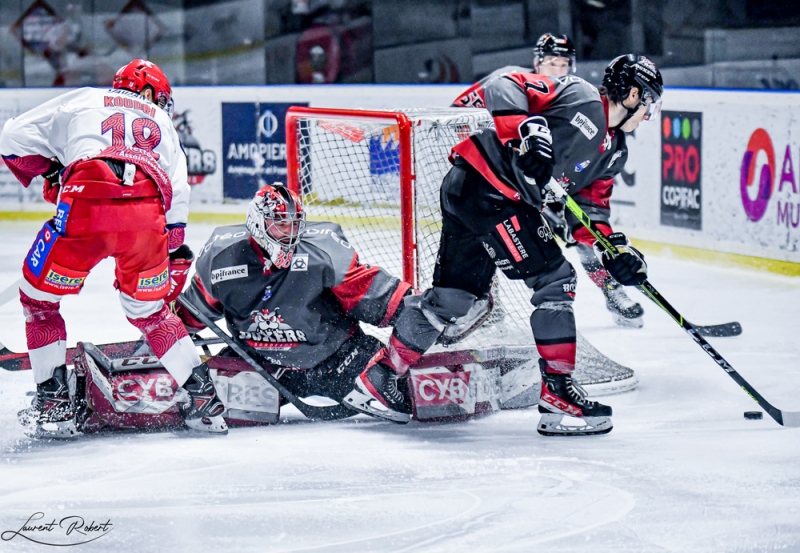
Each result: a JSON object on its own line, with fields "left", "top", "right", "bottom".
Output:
{"left": 0, "top": 59, "right": 227, "bottom": 437}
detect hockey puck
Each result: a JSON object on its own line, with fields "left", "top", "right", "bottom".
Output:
{"left": 744, "top": 411, "right": 763, "bottom": 420}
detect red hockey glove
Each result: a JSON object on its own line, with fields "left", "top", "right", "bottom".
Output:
{"left": 164, "top": 244, "right": 195, "bottom": 304}
{"left": 42, "top": 161, "right": 64, "bottom": 205}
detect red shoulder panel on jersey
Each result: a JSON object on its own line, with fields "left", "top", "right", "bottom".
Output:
{"left": 451, "top": 139, "right": 521, "bottom": 202}
{"left": 330, "top": 252, "right": 381, "bottom": 313}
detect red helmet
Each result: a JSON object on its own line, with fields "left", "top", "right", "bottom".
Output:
{"left": 113, "top": 59, "right": 172, "bottom": 112}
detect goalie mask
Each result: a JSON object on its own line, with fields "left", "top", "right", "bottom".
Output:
{"left": 246, "top": 184, "right": 306, "bottom": 269}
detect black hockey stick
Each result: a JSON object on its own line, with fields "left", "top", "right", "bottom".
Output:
{"left": 177, "top": 296, "right": 354, "bottom": 422}
{"left": 549, "top": 181, "right": 799, "bottom": 427}
{"left": 692, "top": 321, "right": 742, "bottom": 338}
{"left": 0, "top": 336, "right": 224, "bottom": 372}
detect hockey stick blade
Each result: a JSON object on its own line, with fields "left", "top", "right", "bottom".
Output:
{"left": 547, "top": 180, "right": 798, "bottom": 428}
{"left": 692, "top": 321, "right": 742, "bottom": 338}
{"left": 0, "top": 336, "right": 224, "bottom": 372}
{"left": 177, "top": 296, "right": 353, "bottom": 422}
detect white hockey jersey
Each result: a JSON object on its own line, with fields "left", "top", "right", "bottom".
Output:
{"left": 0, "top": 87, "right": 189, "bottom": 227}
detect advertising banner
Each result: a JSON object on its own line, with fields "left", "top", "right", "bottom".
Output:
{"left": 222, "top": 102, "right": 307, "bottom": 200}
{"left": 660, "top": 111, "right": 702, "bottom": 230}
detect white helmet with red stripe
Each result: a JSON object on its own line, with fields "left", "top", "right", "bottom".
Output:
{"left": 246, "top": 183, "right": 306, "bottom": 269}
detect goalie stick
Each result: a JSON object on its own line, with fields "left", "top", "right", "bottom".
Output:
{"left": 0, "top": 277, "right": 23, "bottom": 308}
{"left": 0, "top": 336, "right": 224, "bottom": 372}
{"left": 176, "top": 296, "right": 354, "bottom": 422}
{"left": 548, "top": 180, "right": 800, "bottom": 428}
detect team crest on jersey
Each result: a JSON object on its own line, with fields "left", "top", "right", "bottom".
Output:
{"left": 239, "top": 308, "right": 308, "bottom": 350}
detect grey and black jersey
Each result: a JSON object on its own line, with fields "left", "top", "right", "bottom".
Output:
{"left": 450, "top": 72, "right": 627, "bottom": 223}
{"left": 179, "top": 222, "right": 411, "bottom": 369}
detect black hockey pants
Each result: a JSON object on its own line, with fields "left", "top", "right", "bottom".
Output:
{"left": 391, "top": 161, "right": 578, "bottom": 373}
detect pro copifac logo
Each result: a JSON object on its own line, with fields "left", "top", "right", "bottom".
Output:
{"left": 661, "top": 111, "right": 702, "bottom": 230}
{"left": 740, "top": 128, "right": 775, "bottom": 222}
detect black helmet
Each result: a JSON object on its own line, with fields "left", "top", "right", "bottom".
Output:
{"left": 534, "top": 33, "right": 576, "bottom": 73}
{"left": 603, "top": 54, "right": 663, "bottom": 104}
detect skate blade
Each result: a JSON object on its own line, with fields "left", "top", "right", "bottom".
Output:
{"left": 184, "top": 415, "right": 229, "bottom": 435}
{"left": 612, "top": 314, "right": 644, "bottom": 328}
{"left": 343, "top": 389, "right": 411, "bottom": 424}
{"left": 31, "top": 419, "right": 81, "bottom": 440}
{"left": 537, "top": 413, "right": 613, "bottom": 436}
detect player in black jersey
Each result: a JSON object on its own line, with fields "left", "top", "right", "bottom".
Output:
{"left": 351, "top": 55, "right": 663, "bottom": 435}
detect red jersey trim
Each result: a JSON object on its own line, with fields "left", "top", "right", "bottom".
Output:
{"left": 573, "top": 223, "right": 613, "bottom": 247}
{"left": 451, "top": 139, "right": 521, "bottom": 202}
{"left": 379, "top": 282, "right": 413, "bottom": 328}
{"left": 576, "top": 177, "right": 614, "bottom": 210}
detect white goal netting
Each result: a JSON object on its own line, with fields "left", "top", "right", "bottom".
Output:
{"left": 287, "top": 107, "right": 635, "bottom": 395}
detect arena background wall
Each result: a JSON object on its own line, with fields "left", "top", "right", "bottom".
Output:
{"left": 0, "top": 85, "right": 798, "bottom": 274}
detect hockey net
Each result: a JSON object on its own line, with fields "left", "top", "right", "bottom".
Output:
{"left": 286, "top": 107, "right": 635, "bottom": 395}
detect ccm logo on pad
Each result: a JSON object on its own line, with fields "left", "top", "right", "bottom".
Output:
{"left": 211, "top": 265, "right": 248, "bottom": 283}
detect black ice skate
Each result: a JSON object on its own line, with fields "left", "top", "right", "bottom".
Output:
{"left": 179, "top": 363, "right": 228, "bottom": 434}
{"left": 18, "top": 365, "right": 80, "bottom": 439}
{"left": 538, "top": 360, "right": 613, "bottom": 436}
{"left": 603, "top": 281, "right": 644, "bottom": 328}
{"left": 344, "top": 362, "right": 412, "bottom": 423}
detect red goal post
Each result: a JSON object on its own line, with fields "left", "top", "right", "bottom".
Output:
{"left": 286, "top": 107, "right": 418, "bottom": 284}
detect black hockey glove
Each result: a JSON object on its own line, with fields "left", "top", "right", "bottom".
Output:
{"left": 42, "top": 160, "right": 64, "bottom": 205}
{"left": 515, "top": 116, "right": 555, "bottom": 191}
{"left": 541, "top": 200, "right": 575, "bottom": 246}
{"left": 597, "top": 233, "right": 648, "bottom": 286}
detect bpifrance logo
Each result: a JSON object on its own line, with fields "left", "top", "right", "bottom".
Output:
{"left": 740, "top": 128, "right": 776, "bottom": 222}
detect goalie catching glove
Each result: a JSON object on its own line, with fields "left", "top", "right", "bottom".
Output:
{"left": 597, "top": 233, "right": 647, "bottom": 286}
{"left": 514, "top": 116, "right": 555, "bottom": 205}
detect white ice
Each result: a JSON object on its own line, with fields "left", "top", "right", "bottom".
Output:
{"left": 0, "top": 220, "right": 798, "bottom": 552}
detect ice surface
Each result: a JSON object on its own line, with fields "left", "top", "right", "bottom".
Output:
{"left": 0, "top": 221, "right": 799, "bottom": 552}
